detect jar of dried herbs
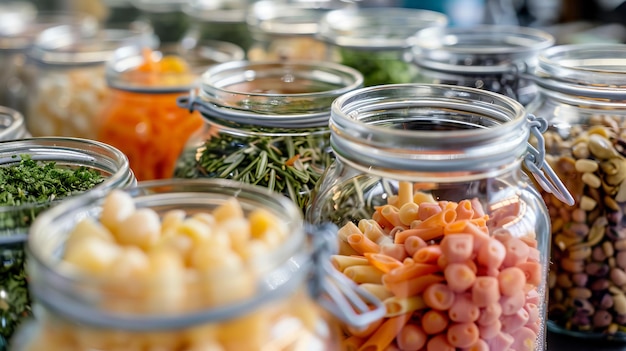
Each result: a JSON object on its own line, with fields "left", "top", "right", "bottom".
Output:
{"left": 175, "top": 60, "right": 363, "bottom": 212}
{"left": 411, "top": 25, "right": 554, "bottom": 106}
{"left": 0, "top": 106, "right": 28, "bottom": 141}
{"left": 0, "top": 137, "right": 135, "bottom": 348}
{"left": 526, "top": 44, "right": 626, "bottom": 340}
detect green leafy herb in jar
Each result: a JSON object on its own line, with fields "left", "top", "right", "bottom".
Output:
{"left": 0, "top": 155, "right": 104, "bottom": 343}
{"left": 338, "top": 48, "right": 418, "bottom": 86}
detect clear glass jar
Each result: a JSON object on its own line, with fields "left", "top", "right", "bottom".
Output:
{"left": 526, "top": 44, "right": 626, "bottom": 340}
{"left": 246, "top": 0, "right": 348, "bottom": 62}
{"left": 0, "top": 11, "right": 98, "bottom": 118}
{"left": 0, "top": 106, "right": 28, "bottom": 141}
{"left": 317, "top": 7, "right": 448, "bottom": 87}
{"left": 0, "top": 137, "right": 135, "bottom": 348}
{"left": 308, "top": 84, "right": 573, "bottom": 351}
{"left": 182, "top": 0, "right": 253, "bottom": 53}
{"left": 175, "top": 60, "right": 363, "bottom": 212}
{"left": 12, "top": 178, "right": 385, "bottom": 351}
{"left": 411, "top": 26, "right": 554, "bottom": 106}
{"left": 25, "top": 24, "right": 156, "bottom": 139}
{"left": 131, "top": 0, "right": 189, "bottom": 43}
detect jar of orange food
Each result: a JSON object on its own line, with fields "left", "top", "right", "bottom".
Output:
{"left": 11, "top": 178, "right": 386, "bottom": 351}
{"left": 308, "top": 84, "right": 574, "bottom": 351}
{"left": 98, "top": 43, "right": 242, "bottom": 181}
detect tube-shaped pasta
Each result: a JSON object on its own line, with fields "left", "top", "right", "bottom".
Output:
{"left": 414, "top": 209, "right": 457, "bottom": 230}
{"left": 422, "top": 310, "right": 449, "bottom": 335}
{"left": 501, "top": 308, "right": 530, "bottom": 334}
{"left": 397, "top": 181, "right": 413, "bottom": 208}
{"left": 486, "top": 332, "right": 515, "bottom": 351}
{"left": 524, "top": 303, "right": 539, "bottom": 323}
{"left": 339, "top": 240, "right": 361, "bottom": 256}
{"left": 383, "top": 273, "right": 444, "bottom": 298}
{"left": 478, "top": 303, "right": 502, "bottom": 326}
{"left": 471, "top": 276, "right": 501, "bottom": 308}
{"left": 397, "top": 324, "right": 427, "bottom": 351}
{"left": 360, "top": 219, "right": 388, "bottom": 245}
{"left": 477, "top": 237, "right": 506, "bottom": 269}
{"left": 373, "top": 207, "right": 395, "bottom": 232}
{"left": 347, "top": 318, "right": 383, "bottom": 338}
{"left": 470, "top": 198, "right": 486, "bottom": 218}
{"left": 381, "top": 205, "right": 404, "bottom": 228}
{"left": 331, "top": 255, "right": 370, "bottom": 272}
{"left": 499, "top": 289, "right": 526, "bottom": 316}
{"left": 365, "top": 253, "right": 403, "bottom": 273}
{"left": 502, "top": 237, "right": 530, "bottom": 267}
{"left": 478, "top": 319, "right": 502, "bottom": 340}
{"left": 383, "top": 296, "right": 426, "bottom": 317}
{"left": 398, "top": 202, "right": 419, "bottom": 227}
{"left": 440, "top": 234, "right": 473, "bottom": 263}
{"left": 454, "top": 199, "right": 474, "bottom": 220}
{"left": 359, "top": 313, "right": 411, "bottom": 351}
{"left": 515, "top": 261, "right": 542, "bottom": 287}
{"left": 466, "top": 339, "right": 489, "bottom": 351}
{"left": 360, "top": 283, "right": 395, "bottom": 301}
{"left": 497, "top": 267, "right": 527, "bottom": 297}
{"left": 510, "top": 327, "right": 538, "bottom": 351}
{"left": 394, "top": 227, "right": 443, "bottom": 243}
{"left": 338, "top": 221, "right": 361, "bottom": 241}
{"left": 416, "top": 202, "right": 442, "bottom": 221}
{"left": 426, "top": 334, "right": 455, "bottom": 351}
{"left": 380, "top": 243, "right": 408, "bottom": 262}
{"left": 447, "top": 322, "right": 479, "bottom": 348}
{"left": 344, "top": 265, "right": 385, "bottom": 284}
{"left": 412, "top": 246, "right": 442, "bottom": 264}
{"left": 385, "top": 262, "right": 440, "bottom": 283}
{"left": 423, "top": 283, "right": 455, "bottom": 311}
{"left": 444, "top": 263, "right": 476, "bottom": 293}
{"left": 342, "top": 335, "right": 365, "bottom": 351}
{"left": 449, "top": 294, "right": 480, "bottom": 323}
{"left": 348, "top": 232, "right": 381, "bottom": 255}
{"left": 403, "top": 236, "right": 427, "bottom": 257}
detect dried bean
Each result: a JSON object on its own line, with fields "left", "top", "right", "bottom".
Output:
{"left": 561, "top": 258, "right": 585, "bottom": 273}
{"left": 580, "top": 196, "right": 598, "bottom": 211}
{"left": 611, "top": 268, "right": 626, "bottom": 286}
{"left": 613, "top": 294, "right": 626, "bottom": 315}
{"left": 615, "top": 239, "right": 626, "bottom": 251}
{"left": 603, "top": 241, "right": 616, "bottom": 258}
{"left": 575, "top": 159, "right": 599, "bottom": 173}
{"left": 572, "top": 273, "right": 588, "bottom": 287}
{"left": 557, "top": 273, "right": 573, "bottom": 289}
{"left": 590, "top": 279, "right": 610, "bottom": 291}
{"left": 601, "top": 294, "right": 614, "bottom": 310}
{"left": 582, "top": 172, "right": 602, "bottom": 188}
{"left": 572, "top": 209, "right": 587, "bottom": 223}
{"left": 618, "top": 251, "right": 626, "bottom": 270}
{"left": 592, "top": 246, "right": 608, "bottom": 262}
{"left": 593, "top": 310, "right": 613, "bottom": 328}
{"left": 569, "top": 287, "right": 593, "bottom": 299}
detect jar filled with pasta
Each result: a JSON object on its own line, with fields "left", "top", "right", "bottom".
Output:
{"left": 526, "top": 44, "right": 626, "bottom": 340}
{"left": 175, "top": 60, "right": 363, "bottom": 212}
{"left": 98, "top": 43, "right": 241, "bottom": 181}
{"left": 0, "top": 10, "right": 97, "bottom": 118}
{"left": 25, "top": 24, "right": 156, "bottom": 139}
{"left": 182, "top": 0, "right": 253, "bottom": 53}
{"left": 317, "top": 7, "right": 447, "bottom": 87}
{"left": 308, "top": 84, "right": 574, "bottom": 351}
{"left": 11, "top": 178, "right": 385, "bottom": 351}
{"left": 411, "top": 26, "right": 554, "bottom": 106}
{"left": 0, "top": 106, "right": 28, "bottom": 141}
{"left": 0, "top": 137, "right": 135, "bottom": 348}
{"left": 246, "top": 0, "right": 348, "bottom": 62}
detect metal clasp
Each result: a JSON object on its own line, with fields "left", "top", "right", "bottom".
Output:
{"left": 524, "top": 114, "right": 575, "bottom": 206}
{"left": 307, "top": 223, "right": 387, "bottom": 328}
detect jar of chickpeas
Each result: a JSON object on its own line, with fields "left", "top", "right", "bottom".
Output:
{"left": 411, "top": 26, "right": 554, "bottom": 106}
{"left": 526, "top": 44, "right": 626, "bottom": 340}
{"left": 0, "top": 137, "right": 135, "bottom": 348}
{"left": 316, "top": 8, "right": 447, "bottom": 87}
{"left": 0, "top": 106, "right": 28, "bottom": 141}
{"left": 308, "top": 84, "right": 574, "bottom": 351}
{"left": 174, "top": 60, "right": 363, "bottom": 212}
{"left": 25, "top": 24, "right": 156, "bottom": 139}
{"left": 11, "top": 178, "right": 385, "bottom": 351}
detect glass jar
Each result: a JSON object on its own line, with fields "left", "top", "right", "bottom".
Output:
{"left": 0, "top": 137, "right": 135, "bottom": 348}
{"left": 25, "top": 24, "right": 156, "bottom": 139}
{"left": 0, "top": 106, "right": 28, "bottom": 141}
{"left": 175, "top": 60, "right": 363, "bottom": 212}
{"left": 11, "top": 178, "right": 385, "bottom": 351}
{"left": 316, "top": 7, "right": 448, "bottom": 87}
{"left": 98, "top": 42, "right": 240, "bottom": 181}
{"left": 411, "top": 26, "right": 554, "bottom": 106}
{"left": 308, "top": 84, "right": 573, "bottom": 351}
{"left": 526, "top": 44, "right": 626, "bottom": 340}
{"left": 0, "top": 11, "right": 98, "bottom": 118}
{"left": 182, "top": 0, "right": 253, "bottom": 53}
{"left": 131, "top": 0, "right": 189, "bottom": 43}
{"left": 246, "top": 0, "right": 348, "bottom": 62}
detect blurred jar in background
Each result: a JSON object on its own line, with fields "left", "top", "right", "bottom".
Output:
{"left": 402, "top": 0, "right": 485, "bottom": 27}
{"left": 131, "top": 0, "right": 188, "bottom": 43}
{"left": 317, "top": 7, "right": 447, "bottom": 86}
{"left": 0, "top": 7, "right": 97, "bottom": 119}
{"left": 98, "top": 41, "right": 243, "bottom": 181}
{"left": 182, "top": 0, "right": 253, "bottom": 54}
{"left": 247, "top": 0, "right": 349, "bottom": 61}
{"left": 102, "top": 0, "right": 141, "bottom": 24}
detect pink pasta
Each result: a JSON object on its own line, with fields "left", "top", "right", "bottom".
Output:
{"left": 497, "top": 266, "right": 527, "bottom": 297}
{"left": 447, "top": 322, "right": 479, "bottom": 348}
{"left": 478, "top": 319, "right": 502, "bottom": 340}
{"left": 471, "top": 276, "right": 501, "bottom": 308}
{"left": 510, "top": 327, "right": 538, "bottom": 351}
{"left": 440, "top": 234, "right": 474, "bottom": 263}
{"left": 502, "top": 237, "right": 530, "bottom": 267}
{"left": 403, "top": 236, "right": 427, "bottom": 257}
{"left": 426, "top": 334, "right": 455, "bottom": 351}
{"left": 476, "top": 237, "right": 506, "bottom": 269}
{"left": 466, "top": 338, "right": 489, "bottom": 351}
{"left": 501, "top": 307, "right": 530, "bottom": 333}
{"left": 449, "top": 294, "right": 480, "bottom": 323}
{"left": 423, "top": 283, "right": 455, "bottom": 311}
{"left": 500, "top": 289, "right": 526, "bottom": 316}
{"left": 444, "top": 263, "right": 476, "bottom": 293}
{"left": 478, "top": 303, "right": 502, "bottom": 326}
{"left": 397, "top": 324, "right": 427, "bottom": 351}
{"left": 417, "top": 202, "right": 442, "bottom": 221}
{"left": 422, "top": 310, "right": 449, "bottom": 335}
{"left": 486, "top": 332, "right": 514, "bottom": 351}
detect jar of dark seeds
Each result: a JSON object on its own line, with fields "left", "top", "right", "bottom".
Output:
{"left": 174, "top": 60, "right": 363, "bottom": 213}
{"left": 526, "top": 43, "right": 626, "bottom": 340}
{"left": 411, "top": 26, "right": 554, "bottom": 106}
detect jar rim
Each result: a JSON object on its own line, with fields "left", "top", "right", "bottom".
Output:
{"left": 0, "top": 137, "right": 135, "bottom": 241}
{"left": 194, "top": 60, "right": 363, "bottom": 127}
{"left": 0, "top": 105, "right": 26, "bottom": 141}
{"left": 330, "top": 83, "right": 529, "bottom": 176}
{"left": 26, "top": 178, "right": 308, "bottom": 328}
{"left": 317, "top": 7, "right": 448, "bottom": 50}
{"left": 412, "top": 25, "right": 554, "bottom": 74}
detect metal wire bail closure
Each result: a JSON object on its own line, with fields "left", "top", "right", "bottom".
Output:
{"left": 524, "top": 114, "right": 575, "bottom": 206}
{"left": 307, "top": 223, "right": 387, "bottom": 328}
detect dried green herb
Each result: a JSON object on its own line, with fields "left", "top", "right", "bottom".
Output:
{"left": 175, "top": 130, "right": 332, "bottom": 211}
{"left": 338, "top": 47, "right": 418, "bottom": 87}
{"left": 0, "top": 155, "right": 104, "bottom": 344}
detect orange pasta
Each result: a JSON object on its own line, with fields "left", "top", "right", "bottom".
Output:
{"left": 358, "top": 313, "right": 411, "bottom": 351}
{"left": 347, "top": 318, "right": 384, "bottom": 338}
{"left": 383, "top": 273, "right": 445, "bottom": 298}
{"left": 344, "top": 265, "right": 385, "bottom": 284}
{"left": 394, "top": 227, "right": 443, "bottom": 244}
{"left": 412, "top": 246, "right": 442, "bottom": 264}
{"left": 413, "top": 209, "right": 457, "bottom": 230}
{"left": 348, "top": 233, "right": 381, "bottom": 255}
{"left": 365, "top": 253, "right": 403, "bottom": 273}
{"left": 380, "top": 205, "right": 404, "bottom": 228}
{"left": 397, "top": 324, "right": 427, "bottom": 351}
{"left": 385, "top": 262, "right": 441, "bottom": 283}
{"left": 380, "top": 243, "right": 408, "bottom": 262}
{"left": 373, "top": 207, "right": 396, "bottom": 232}
{"left": 343, "top": 335, "right": 366, "bottom": 351}
{"left": 455, "top": 199, "right": 474, "bottom": 220}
